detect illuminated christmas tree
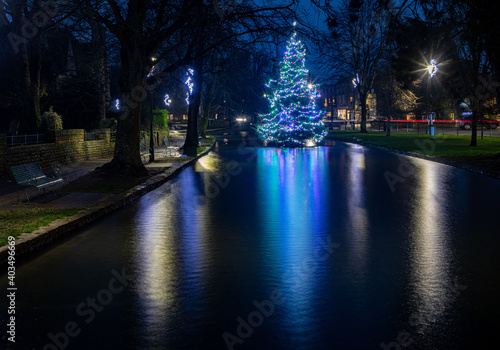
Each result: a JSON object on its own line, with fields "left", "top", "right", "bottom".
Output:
{"left": 256, "top": 30, "right": 327, "bottom": 147}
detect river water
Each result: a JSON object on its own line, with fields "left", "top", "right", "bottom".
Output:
{"left": 1, "top": 138, "right": 499, "bottom": 350}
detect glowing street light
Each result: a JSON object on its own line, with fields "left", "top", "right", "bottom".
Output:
{"left": 427, "top": 59, "right": 438, "bottom": 78}
{"left": 164, "top": 94, "right": 171, "bottom": 106}
{"left": 352, "top": 74, "right": 360, "bottom": 88}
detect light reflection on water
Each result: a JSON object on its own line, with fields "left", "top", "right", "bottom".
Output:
{"left": 257, "top": 147, "right": 331, "bottom": 346}
{"left": 131, "top": 167, "right": 215, "bottom": 346}
{"left": 1, "top": 141, "right": 500, "bottom": 350}
{"left": 346, "top": 144, "right": 369, "bottom": 282}
{"left": 406, "top": 159, "right": 456, "bottom": 340}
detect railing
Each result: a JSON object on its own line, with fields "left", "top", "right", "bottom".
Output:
{"left": 84, "top": 131, "right": 96, "bottom": 141}
{"left": 324, "top": 121, "right": 360, "bottom": 131}
{"left": 84, "top": 130, "right": 117, "bottom": 141}
{"left": 6, "top": 133, "right": 47, "bottom": 147}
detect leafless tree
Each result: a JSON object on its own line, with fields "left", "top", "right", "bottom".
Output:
{"left": 0, "top": 0, "right": 71, "bottom": 133}
{"left": 313, "top": 0, "right": 415, "bottom": 133}
{"left": 80, "top": 0, "right": 296, "bottom": 174}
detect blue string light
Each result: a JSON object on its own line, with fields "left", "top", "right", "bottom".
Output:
{"left": 256, "top": 32, "right": 327, "bottom": 146}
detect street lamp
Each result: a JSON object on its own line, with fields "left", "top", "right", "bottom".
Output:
{"left": 149, "top": 57, "right": 157, "bottom": 163}
{"left": 426, "top": 59, "right": 439, "bottom": 136}
{"left": 164, "top": 93, "right": 171, "bottom": 107}
{"left": 150, "top": 86, "right": 155, "bottom": 163}
{"left": 427, "top": 59, "right": 438, "bottom": 78}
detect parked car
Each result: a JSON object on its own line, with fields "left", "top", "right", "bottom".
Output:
{"left": 458, "top": 116, "right": 499, "bottom": 130}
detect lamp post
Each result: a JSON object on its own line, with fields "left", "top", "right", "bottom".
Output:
{"left": 150, "top": 87, "right": 155, "bottom": 163}
{"left": 149, "top": 56, "right": 157, "bottom": 163}
{"left": 426, "top": 59, "right": 438, "bottom": 136}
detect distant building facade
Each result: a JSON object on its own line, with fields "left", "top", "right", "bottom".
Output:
{"left": 320, "top": 79, "right": 377, "bottom": 121}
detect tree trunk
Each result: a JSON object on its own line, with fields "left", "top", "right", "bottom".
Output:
{"left": 102, "top": 44, "right": 147, "bottom": 176}
{"left": 470, "top": 109, "right": 477, "bottom": 147}
{"left": 91, "top": 20, "right": 109, "bottom": 121}
{"left": 183, "top": 56, "right": 203, "bottom": 156}
{"left": 200, "top": 75, "right": 217, "bottom": 139}
{"left": 359, "top": 91, "right": 368, "bottom": 133}
{"left": 199, "top": 100, "right": 210, "bottom": 139}
{"left": 16, "top": 20, "right": 36, "bottom": 133}
{"left": 33, "top": 35, "right": 43, "bottom": 128}
{"left": 12, "top": 1, "right": 45, "bottom": 133}
{"left": 19, "top": 44, "right": 38, "bottom": 132}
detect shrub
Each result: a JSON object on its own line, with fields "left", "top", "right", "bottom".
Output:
{"left": 41, "top": 106, "right": 63, "bottom": 132}
{"left": 153, "top": 109, "right": 169, "bottom": 130}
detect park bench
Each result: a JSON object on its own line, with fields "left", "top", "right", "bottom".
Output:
{"left": 140, "top": 147, "right": 151, "bottom": 162}
{"left": 10, "top": 162, "right": 63, "bottom": 203}
{"left": 163, "top": 139, "right": 181, "bottom": 156}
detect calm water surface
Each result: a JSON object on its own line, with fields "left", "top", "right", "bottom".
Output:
{"left": 1, "top": 139, "right": 500, "bottom": 350}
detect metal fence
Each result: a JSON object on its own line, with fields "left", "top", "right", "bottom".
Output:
{"left": 84, "top": 130, "right": 117, "bottom": 141}
{"left": 6, "top": 134, "right": 47, "bottom": 147}
{"left": 84, "top": 130, "right": 102, "bottom": 141}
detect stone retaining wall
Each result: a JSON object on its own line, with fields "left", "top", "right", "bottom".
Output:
{"left": 0, "top": 129, "right": 115, "bottom": 174}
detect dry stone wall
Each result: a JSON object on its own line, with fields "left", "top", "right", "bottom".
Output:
{"left": 0, "top": 129, "right": 115, "bottom": 175}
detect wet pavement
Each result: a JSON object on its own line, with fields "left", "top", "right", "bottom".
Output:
{"left": 0, "top": 147, "right": 188, "bottom": 209}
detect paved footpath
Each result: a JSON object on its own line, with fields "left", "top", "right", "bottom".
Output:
{"left": 0, "top": 143, "right": 214, "bottom": 264}
{"left": 0, "top": 158, "right": 113, "bottom": 209}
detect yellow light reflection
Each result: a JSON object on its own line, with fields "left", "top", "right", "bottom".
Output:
{"left": 135, "top": 196, "right": 179, "bottom": 318}
{"left": 133, "top": 170, "right": 210, "bottom": 332}
{"left": 346, "top": 145, "right": 369, "bottom": 277}
{"left": 195, "top": 152, "right": 222, "bottom": 173}
{"left": 409, "top": 160, "right": 453, "bottom": 326}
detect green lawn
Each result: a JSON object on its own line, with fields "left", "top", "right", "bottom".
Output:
{"left": 326, "top": 131, "right": 500, "bottom": 175}
{"left": 326, "top": 131, "right": 500, "bottom": 157}
{"left": 0, "top": 208, "right": 80, "bottom": 246}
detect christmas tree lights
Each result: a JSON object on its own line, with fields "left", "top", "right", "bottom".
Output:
{"left": 256, "top": 31, "right": 327, "bottom": 147}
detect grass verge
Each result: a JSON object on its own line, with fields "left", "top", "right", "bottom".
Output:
{"left": 326, "top": 131, "right": 500, "bottom": 175}
{"left": 0, "top": 208, "right": 80, "bottom": 245}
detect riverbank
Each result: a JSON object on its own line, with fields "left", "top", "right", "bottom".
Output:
{"left": 0, "top": 139, "right": 215, "bottom": 265}
{"left": 326, "top": 131, "right": 500, "bottom": 178}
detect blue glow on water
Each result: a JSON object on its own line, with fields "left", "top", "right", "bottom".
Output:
{"left": 2, "top": 141, "right": 500, "bottom": 350}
